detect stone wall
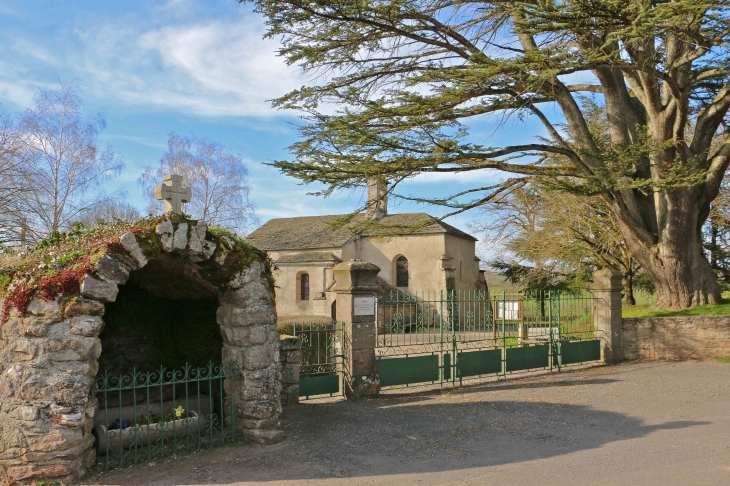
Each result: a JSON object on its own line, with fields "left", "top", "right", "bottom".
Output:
{"left": 0, "top": 218, "right": 283, "bottom": 484}
{"left": 623, "top": 316, "right": 730, "bottom": 360}
{"left": 0, "top": 298, "right": 102, "bottom": 484}
{"left": 279, "top": 336, "right": 300, "bottom": 406}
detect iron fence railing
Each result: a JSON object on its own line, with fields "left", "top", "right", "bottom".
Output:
{"left": 375, "top": 289, "right": 599, "bottom": 386}
{"left": 93, "top": 362, "right": 242, "bottom": 471}
{"left": 289, "top": 291, "right": 598, "bottom": 395}
{"left": 376, "top": 289, "right": 596, "bottom": 351}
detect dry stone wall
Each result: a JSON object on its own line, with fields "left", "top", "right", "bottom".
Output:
{"left": 623, "top": 316, "right": 730, "bottom": 360}
{"left": 0, "top": 218, "right": 283, "bottom": 485}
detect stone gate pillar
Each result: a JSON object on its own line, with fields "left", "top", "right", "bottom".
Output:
{"left": 592, "top": 268, "right": 624, "bottom": 364}
{"left": 332, "top": 260, "right": 380, "bottom": 399}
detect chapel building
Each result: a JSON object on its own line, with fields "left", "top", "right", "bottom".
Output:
{"left": 246, "top": 180, "right": 486, "bottom": 320}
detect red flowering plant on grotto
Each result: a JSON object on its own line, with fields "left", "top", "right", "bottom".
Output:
{"left": 0, "top": 217, "right": 167, "bottom": 325}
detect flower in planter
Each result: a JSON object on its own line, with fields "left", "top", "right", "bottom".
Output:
{"left": 137, "top": 414, "right": 156, "bottom": 425}
{"left": 174, "top": 406, "right": 185, "bottom": 419}
{"left": 112, "top": 418, "right": 131, "bottom": 430}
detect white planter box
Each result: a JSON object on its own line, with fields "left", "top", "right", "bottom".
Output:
{"left": 94, "top": 411, "right": 201, "bottom": 453}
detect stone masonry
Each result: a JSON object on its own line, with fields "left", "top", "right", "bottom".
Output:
{"left": 592, "top": 268, "right": 625, "bottom": 364}
{"left": 333, "top": 260, "right": 380, "bottom": 399}
{"left": 623, "top": 315, "right": 730, "bottom": 361}
{"left": 279, "top": 336, "right": 300, "bottom": 406}
{"left": 0, "top": 218, "right": 283, "bottom": 485}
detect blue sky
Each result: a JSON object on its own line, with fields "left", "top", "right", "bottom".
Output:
{"left": 0, "top": 0, "right": 548, "bottom": 249}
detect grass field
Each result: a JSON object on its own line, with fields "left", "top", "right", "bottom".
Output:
{"left": 623, "top": 300, "right": 730, "bottom": 318}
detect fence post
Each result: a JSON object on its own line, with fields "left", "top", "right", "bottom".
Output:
{"left": 279, "top": 335, "right": 301, "bottom": 406}
{"left": 333, "top": 259, "right": 381, "bottom": 399}
{"left": 518, "top": 294, "right": 528, "bottom": 346}
{"left": 592, "top": 268, "right": 624, "bottom": 364}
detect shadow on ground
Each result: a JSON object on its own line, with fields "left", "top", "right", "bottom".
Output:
{"left": 82, "top": 370, "right": 710, "bottom": 485}
{"left": 379, "top": 376, "right": 621, "bottom": 400}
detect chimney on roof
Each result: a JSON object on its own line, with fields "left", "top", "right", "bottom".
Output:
{"left": 367, "top": 178, "right": 388, "bottom": 220}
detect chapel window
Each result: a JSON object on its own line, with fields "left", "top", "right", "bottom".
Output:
{"left": 300, "top": 273, "right": 310, "bottom": 301}
{"left": 396, "top": 256, "right": 409, "bottom": 287}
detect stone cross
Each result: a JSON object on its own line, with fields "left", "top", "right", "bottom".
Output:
{"left": 154, "top": 174, "right": 192, "bottom": 214}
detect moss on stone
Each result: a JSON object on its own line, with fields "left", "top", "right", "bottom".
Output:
{"left": 59, "top": 294, "right": 78, "bottom": 319}
{"left": 89, "top": 248, "right": 111, "bottom": 268}
{"left": 133, "top": 227, "right": 163, "bottom": 258}
{"left": 202, "top": 224, "right": 270, "bottom": 286}
{"left": 0, "top": 215, "right": 274, "bottom": 323}
{"left": 0, "top": 272, "right": 12, "bottom": 291}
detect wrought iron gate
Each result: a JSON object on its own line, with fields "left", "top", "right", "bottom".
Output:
{"left": 375, "top": 290, "right": 600, "bottom": 388}
{"left": 94, "top": 362, "right": 243, "bottom": 471}
{"left": 293, "top": 321, "right": 344, "bottom": 398}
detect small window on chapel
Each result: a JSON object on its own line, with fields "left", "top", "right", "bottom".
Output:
{"left": 300, "top": 273, "right": 310, "bottom": 301}
{"left": 396, "top": 256, "right": 409, "bottom": 287}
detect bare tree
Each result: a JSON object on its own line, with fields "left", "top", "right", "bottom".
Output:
{"left": 13, "top": 82, "right": 124, "bottom": 239}
{"left": 139, "top": 133, "right": 256, "bottom": 233}
{"left": 476, "top": 186, "right": 640, "bottom": 304}
{"left": 0, "top": 106, "right": 27, "bottom": 247}
{"left": 77, "top": 199, "right": 143, "bottom": 228}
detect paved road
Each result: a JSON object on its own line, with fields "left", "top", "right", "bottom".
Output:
{"left": 83, "top": 361, "right": 730, "bottom": 485}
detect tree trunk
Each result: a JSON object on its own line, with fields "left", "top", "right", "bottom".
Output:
{"left": 710, "top": 210, "right": 718, "bottom": 270}
{"left": 616, "top": 191, "right": 721, "bottom": 309}
{"left": 622, "top": 271, "right": 636, "bottom": 306}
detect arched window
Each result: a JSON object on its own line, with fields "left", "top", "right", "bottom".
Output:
{"left": 300, "top": 273, "right": 310, "bottom": 300}
{"left": 396, "top": 256, "right": 409, "bottom": 287}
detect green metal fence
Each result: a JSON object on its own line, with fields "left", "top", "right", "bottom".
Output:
{"left": 375, "top": 289, "right": 599, "bottom": 387}
{"left": 93, "top": 362, "right": 243, "bottom": 471}
{"left": 293, "top": 321, "right": 344, "bottom": 398}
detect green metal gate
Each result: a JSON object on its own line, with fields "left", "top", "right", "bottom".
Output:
{"left": 376, "top": 290, "right": 601, "bottom": 388}
{"left": 94, "top": 362, "right": 243, "bottom": 471}
{"left": 294, "top": 321, "right": 344, "bottom": 398}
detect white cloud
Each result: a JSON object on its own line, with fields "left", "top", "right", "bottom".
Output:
{"left": 0, "top": 54, "right": 42, "bottom": 109}
{"left": 72, "top": 16, "right": 297, "bottom": 117}
{"left": 0, "top": 79, "right": 35, "bottom": 109}
{"left": 103, "top": 133, "right": 168, "bottom": 150}
{"left": 124, "top": 20, "right": 297, "bottom": 117}
{"left": 248, "top": 167, "right": 360, "bottom": 222}
{"left": 0, "top": 2, "right": 22, "bottom": 17}
{"left": 0, "top": 5, "right": 302, "bottom": 119}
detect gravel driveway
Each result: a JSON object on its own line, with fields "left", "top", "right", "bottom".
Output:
{"left": 82, "top": 361, "right": 730, "bottom": 485}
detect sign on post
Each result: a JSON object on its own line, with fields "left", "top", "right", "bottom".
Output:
{"left": 353, "top": 296, "right": 375, "bottom": 316}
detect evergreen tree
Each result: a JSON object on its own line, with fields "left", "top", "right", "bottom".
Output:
{"left": 247, "top": 0, "right": 730, "bottom": 308}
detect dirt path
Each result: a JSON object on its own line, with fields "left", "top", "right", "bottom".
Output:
{"left": 81, "top": 361, "right": 730, "bottom": 485}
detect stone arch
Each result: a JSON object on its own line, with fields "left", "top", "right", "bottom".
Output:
{"left": 0, "top": 217, "right": 282, "bottom": 485}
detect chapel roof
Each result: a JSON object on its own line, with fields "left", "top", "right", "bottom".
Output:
{"left": 275, "top": 251, "right": 342, "bottom": 264}
{"left": 246, "top": 212, "right": 477, "bottom": 251}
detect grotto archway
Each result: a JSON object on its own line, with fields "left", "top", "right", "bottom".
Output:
{"left": 97, "top": 255, "right": 224, "bottom": 376}
{"left": 0, "top": 217, "right": 283, "bottom": 485}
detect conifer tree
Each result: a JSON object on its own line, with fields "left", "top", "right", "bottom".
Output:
{"left": 247, "top": 0, "right": 730, "bottom": 308}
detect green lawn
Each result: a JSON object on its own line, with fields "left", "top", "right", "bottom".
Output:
{"left": 622, "top": 300, "right": 730, "bottom": 318}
